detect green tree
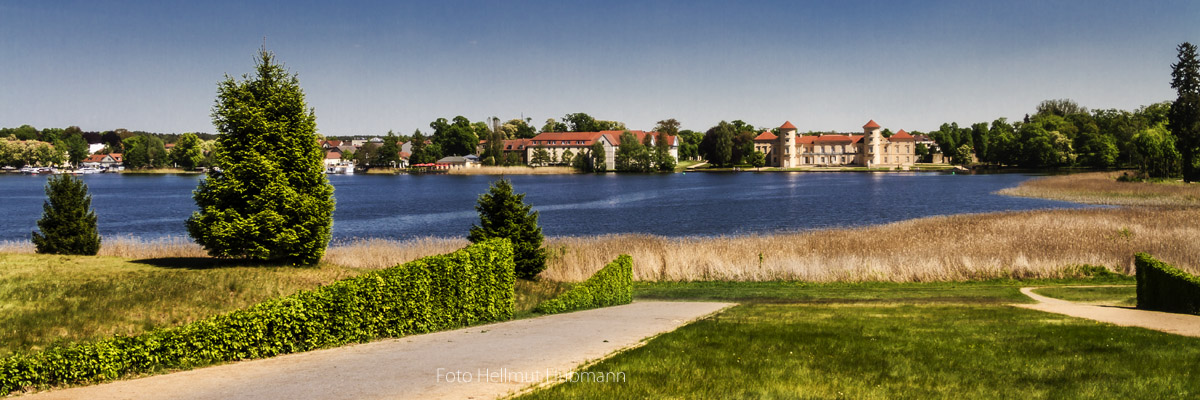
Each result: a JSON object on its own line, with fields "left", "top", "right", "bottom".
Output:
{"left": 63, "top": 133, "right": 89, "bottom": 167}
{"left": 531, "top": 145, "right": 551, "bottom": 166}
{"left": 468, "top": 179, "right": 547, "bottom": 279}
{"left": 1169, "top": 42, "right": 1200, "bottom": 182}
{"left": 1133, "top": 123, "right": 1182, "bottom": 178}
{"left": 748, "top": 150, "right": 766, "bottom": 170}
{"left": 374, "top": 132, "right": 402, "bottom": 168}
{"left": 409, "top": 130, "right": 438, "bottom": 164}
{"left": 561, "top": 149, "right": 574, "bottom": 165}
{"left": 590, "top": 141, "right": 607, "bottom": 172}
{"left": 1036, "top": 99, "right": 1088, "bottom": 117}
{"left": 187, "top": 48, "right": 334, "bottom": 265}
{"left": 616, "top": 131, "right": 649, "bottom": 172}
{"left": 32, "top": 174, "right": 101, "bottom": 255}
{"left": 430, "top": 116, "right": 480, "bottom": 156}
{"left": 540, "top": 118, "right": 567, "bottom": 133}
{"left": 700, "top": 121, "right": 735, "bottom": 167}
{"left": 563, "top": 112, "right": 598, "bottom": 132}
{"left": 506, "top": 152, "right": 522, "bottom": 166}
{"left": 171, "top": 133, "right": 204, "bottom": 169}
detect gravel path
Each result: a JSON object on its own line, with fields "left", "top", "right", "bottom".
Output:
{"left": 1017, "top": 287, "right": 1200, "bottom": 337}
{"left": 24, "top": 301, "right": 734, "bottom": 400}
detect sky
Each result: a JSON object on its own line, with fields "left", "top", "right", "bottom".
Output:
{"left": 2, "top": 0, "right": 1198, "bottom": 135}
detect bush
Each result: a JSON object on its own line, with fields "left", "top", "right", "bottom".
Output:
{"left": 534, "top": 255, "right": 632, "bottom": 314}
{"left": 31, "top": 174, "right": 101, "bottom": 255}
{"left": 187, "top": 48, "right": 334, "bottom": 265}
{"left": 1135, "top": 253, "right": 1200, "bottom": 315}
{"left": 0, "top": 239, "right": 514, "bottom": 395}
{"left": 468, "top": 179, "right": 547, "bottom": 279}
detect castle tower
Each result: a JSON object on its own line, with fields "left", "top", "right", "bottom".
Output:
{"left": 778, "top": 121, "right": 797, "bottom": 168}
{"left": 863, "top": 119, "right": 882, "bottom": 167}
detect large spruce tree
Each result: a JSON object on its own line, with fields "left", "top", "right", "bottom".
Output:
{"left": 32, "top": 174, "right": 101, "bottom": 255}
{"left": 1170, "top": 42, "right": 1200, "bottom": 182}
{"left": 468, "top": 179, "right": 547, "bottom": 279}
{"left": 187, "top": 48, "right": 334, "bottom": 264}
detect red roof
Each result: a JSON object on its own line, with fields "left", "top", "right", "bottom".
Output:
{"left": 399, "top": 151, "right": 411, "bottom": 159}
{"left": 863, "top": 120, "right": 881, "bottom": 129}
{"left": 754, "top": 131, "right": 778, "bottom": 142}
{"left": 889, "top": 129, "right": 914, "bottom": 141}
{"left": 83, "top": 154, "right": 107, "bottom": 163}
{"left": 780, "top": 121, "right": 797, "bottom": 130}
{"left": 797, "top": 136, "right": 817, "bottom": 144}
{"left": 109, "top": 153, "right": 123, "bottom": 162}
{"left": 530, "top": 131, "right": 674, "bottom": 147}
{"left": 324, "top": 152, "right": 341, "bottom": 160}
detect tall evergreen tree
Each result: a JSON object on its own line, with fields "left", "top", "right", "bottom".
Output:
{"left": 32, "top": 174, "right": 101, "bottom": 255}
{"left": 468, "top": 179, "right": 547, "bottom": 279}
{"left": 187, "top": 48, "right": 334, "bottom": 264}
{"left": 1170, "top": 42, "right": 1200, "bottom": 182}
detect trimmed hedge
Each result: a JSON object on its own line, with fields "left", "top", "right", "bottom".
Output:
{"left": 0, "top": 239, "right": 515, "bottom": 395}
{"left": 535, "top": 254, "right": 632, "bottom": 314}
{"left": 1135, "top": 252, "right": 1200, "bottom": 315}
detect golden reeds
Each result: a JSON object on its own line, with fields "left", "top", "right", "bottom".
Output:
{"left": 998, "top": 171, "right": 1200, "bottom": 206}
{"left": 4, "top": 207, "right": 1195, "bottom": 283}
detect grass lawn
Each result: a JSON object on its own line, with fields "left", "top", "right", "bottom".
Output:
{"left": 634, "top": 277, "right": 1133, "bottom": 304}
{"left": 0, "top": 253, "right": 566, "bottom": 357}
{"left": 521, "top": 302, "right": 1200, "bottom": 399}
{"left": 1033, "top": 286, "right": 1137, "bottom": 307}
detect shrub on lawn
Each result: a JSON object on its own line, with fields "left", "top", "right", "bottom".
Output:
{"left": 535, "top": 255, "right": 632, "bottom": 314}
{"left": 0, "top": 239, "right": 515, "bottom": 395}
{"left": 31, "top": 174, "right": 101, "bottom": 255}
{"left": 1135, "top": 253, "right": 1200, "bottom": 314}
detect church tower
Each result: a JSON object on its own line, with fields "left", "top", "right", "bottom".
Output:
{"left": 778, "top": 121, "right": 797, "bottom": 168}
{"left": 863, "top": 119, "right": 882, "bottom": 166}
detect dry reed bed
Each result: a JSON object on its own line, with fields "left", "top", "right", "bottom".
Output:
{"left": 3, "top": 207, "right": 1195, "bottom": 282}
{"left": 998, "top": 171, "right": 1200, "bottom": 206}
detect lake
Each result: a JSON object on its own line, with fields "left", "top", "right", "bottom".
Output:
{"left": 0, "top": 172, "right": 1089, "bottom": 243}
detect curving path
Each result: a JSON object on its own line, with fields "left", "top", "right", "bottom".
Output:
{"left": 22, "top": 301, "right": 734, "bottom": 400}
{"left": 1016, "top": 287, "right": 1200, "bottom": 338}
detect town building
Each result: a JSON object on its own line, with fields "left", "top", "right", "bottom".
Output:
{"left": 522, "top": 130, "right": 678, "bottom": 170}
{"left": 80, "top": 153, "right": 123, "bottom": 169}
{"left": 764, "top": 120, "right": 917, "bottom": 169}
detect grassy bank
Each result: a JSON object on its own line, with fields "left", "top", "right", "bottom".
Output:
{"left": 6, "top": 206, "right": 1196, "bottom": 283}
{"left": 0, "top": 250, "right": 566, "bottom": 357}
{"left": 520, "top": 302, "right": 1200, "bottom": 399}
{"left": 998, "top": 171, "right": 1200, "bottom": 206}
{"left": 1032, "top": 285, "right": 1137, "bottom": 306}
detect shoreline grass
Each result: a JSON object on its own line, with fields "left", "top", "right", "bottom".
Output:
{"left": 4, "top": 207, "right": 1197, "bottom": 283}
{"left": 998, "top": 171, "right": 1200, "bottom": 206}
{"left": 1032, "top": 286, "right": 1137, "bottom": 306}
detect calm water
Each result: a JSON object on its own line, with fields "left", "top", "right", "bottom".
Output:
{"left": 0, "top": 172, "right": 1089, "bottom": 242}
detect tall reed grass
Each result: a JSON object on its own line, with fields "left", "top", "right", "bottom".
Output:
{"left": 998, "top": 171, "right": 1200, "bottom": 206}
{"left": 4, "top": 207, "right": 1194, "bottom": 283}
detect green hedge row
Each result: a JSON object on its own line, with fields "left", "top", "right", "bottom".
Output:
{"left": 535, "top": 254, "right": 632, "bottom": 314}
{"left": 1135, "top": 252, "right": 1200, "bottom": 315}
{"left": 0, "top": 239, "right": 515, "bottom": 395}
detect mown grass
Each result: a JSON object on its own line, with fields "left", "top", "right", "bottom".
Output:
{"left": 998, "top": 171, "right": 1200, "bottom": 206}
{"left": 0, "top": 252, "right": 560, "bottom": 357}
{"left": 634, "top": 276, "right": 1133, "bottom": 304}
{"left": 520, "top": 302, "right": 1200, "bottom": 399}
{"left": 1033, "top": 286, "right": 1137, "bottom": 306}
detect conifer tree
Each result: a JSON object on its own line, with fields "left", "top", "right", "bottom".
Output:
{"left": 1170, "top": 42, "right": 1200, "bottom": 182}
{"left": 468, "top": 179, "right": 547, "bottom": 279}
{"left": 187, "top": 48, "right": 334, "bottom": 264}
{"left": 32, "top": 174, "right": 101, "bottom": 255}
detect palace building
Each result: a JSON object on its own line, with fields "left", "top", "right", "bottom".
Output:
{"left": 756, "top": 120, "right": 917, "bottom": 169}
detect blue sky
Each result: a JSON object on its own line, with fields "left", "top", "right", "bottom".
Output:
{"left": 1, "top": 1, "right": 1197, "bottom": 135}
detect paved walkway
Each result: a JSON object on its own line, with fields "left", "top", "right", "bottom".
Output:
{"left": 25, "top": 301, "right": 734, "bottom": 400}
{"left": 1016, "top": 287, "right": 1200, "bottom": 338}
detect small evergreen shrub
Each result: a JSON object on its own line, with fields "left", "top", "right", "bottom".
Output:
{"left": 468, "top": 179, "right": 547, "bottom": 279}
{"left": 535, "top": 255, "right": 632, "bottom": 314}
{"left": 31, "top": 174, "right": 101, "bottom": 255}
{"left": 0, "top": 239, "right": 514, "bottom": 395}
{"left": 1135, "top": 253, "right": 1200, "bottom": 314}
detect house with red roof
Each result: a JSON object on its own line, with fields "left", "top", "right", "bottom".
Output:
{"left": 80, "top": 153, "right": 123, "bottom": 169}
{"left": 769, "top": 120, "right": 917, "bottom": 169}
{"left": 522, "top": 130, "right": 677, "bottom": 169}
